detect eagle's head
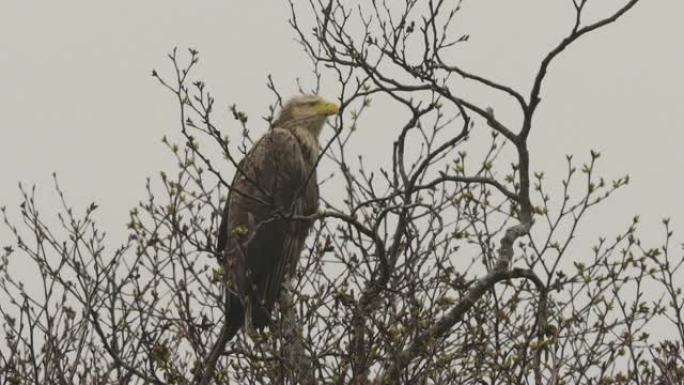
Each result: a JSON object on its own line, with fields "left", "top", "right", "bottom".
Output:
{"left": 272, "top": 95, "right": 339, "bottom": 137}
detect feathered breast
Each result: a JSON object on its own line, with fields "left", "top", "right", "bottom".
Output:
{"left": 217, "top": 127, "right": 319, "bottom": 330}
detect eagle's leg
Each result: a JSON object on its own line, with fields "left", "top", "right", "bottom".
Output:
{"left": 244, "top": 296, "right": 258, "bottom": 339}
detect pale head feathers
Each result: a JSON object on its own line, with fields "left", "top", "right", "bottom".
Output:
{"left": 271, "top": 95, "right": 339, "bottom": 138}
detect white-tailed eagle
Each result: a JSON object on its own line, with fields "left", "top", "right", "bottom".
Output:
{"left": 217, "top": 95, "right": 338, "bottom": 339}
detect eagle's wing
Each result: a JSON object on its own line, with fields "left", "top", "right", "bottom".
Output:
{"left": 218, "top": 128, "right": 309, "bottom": 328}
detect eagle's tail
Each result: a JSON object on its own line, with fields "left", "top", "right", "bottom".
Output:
{"left": 226, "top": 294, "right": 244, "bottom": 341}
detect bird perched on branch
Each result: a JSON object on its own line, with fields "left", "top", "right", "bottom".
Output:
{"left": 217, "top": 95, "right": 339, "bottom": 340}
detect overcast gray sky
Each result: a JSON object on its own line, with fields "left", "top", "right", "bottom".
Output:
{"left": 1, "top": 0, "right": 682, "bottom": 262}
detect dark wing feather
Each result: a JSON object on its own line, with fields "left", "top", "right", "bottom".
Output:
{"left": 218, "top": 128, "right": 310, "bottom": 329}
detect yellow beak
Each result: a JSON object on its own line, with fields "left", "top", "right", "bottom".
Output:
{"left": 316, "top": 101, "right": 340, "bottom": 116}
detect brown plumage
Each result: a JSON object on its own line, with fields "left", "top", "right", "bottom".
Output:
{"left": 217, "top": 95, "right": 338, "bottom": 339}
